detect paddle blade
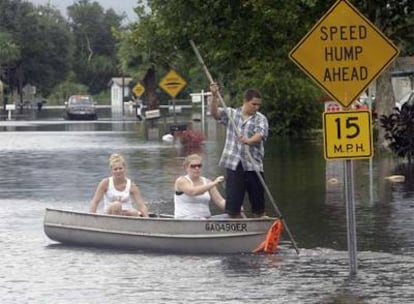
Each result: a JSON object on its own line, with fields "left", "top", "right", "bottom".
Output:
{"left": 253, "top": 220, "right": 284, "bottom": 254}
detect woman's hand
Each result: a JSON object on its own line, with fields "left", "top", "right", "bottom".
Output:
{"left": 214, "top": 176, "right": 225, "bottom": 184}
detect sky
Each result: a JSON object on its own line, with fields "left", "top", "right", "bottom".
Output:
{"left": 27, "top": 0, "right": 139, "bottom": 23}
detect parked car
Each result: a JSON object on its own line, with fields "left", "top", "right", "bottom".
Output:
{"left": 64, "top": 95, "right": 97, "bottom": 120}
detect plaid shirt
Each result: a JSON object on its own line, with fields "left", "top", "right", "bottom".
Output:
{"left": 218, "top": 107, "right": 269, "bottom": 172}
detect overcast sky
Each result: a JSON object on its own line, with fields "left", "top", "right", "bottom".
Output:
{"left": 27, "top": 0, "right": 139, "bottom": 23}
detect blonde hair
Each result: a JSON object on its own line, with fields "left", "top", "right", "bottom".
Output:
{"left": 183, "top": 154, "right": 202, "bottom": 168}
{"left": 109, "top": 153, "right": 126, "bottom": 168}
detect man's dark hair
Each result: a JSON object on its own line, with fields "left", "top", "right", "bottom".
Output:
{"left": 244, "top": 89, "right": 261, "bottom": 101}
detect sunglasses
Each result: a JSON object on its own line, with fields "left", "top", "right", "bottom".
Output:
{"left": 190, "top": 164, "right": 202, "bottom": 169}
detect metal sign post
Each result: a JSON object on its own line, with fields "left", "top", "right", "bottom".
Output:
{"left": 367, "top": 83, "right": 375, "bottom": 203}
{"left": 201, "top": 90, "right": 206, "bottom": 133}
{"left": 191, "top": 90, "right": 211, "bottom": 134}
{"left": 344, "top": 159, "right": 357, "bottom": 274}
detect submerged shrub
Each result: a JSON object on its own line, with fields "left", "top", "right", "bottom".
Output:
{"left": 380, "top": 102, "right": 414, "bottom": 163}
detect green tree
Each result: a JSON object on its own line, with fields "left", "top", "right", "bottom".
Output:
{"left": 120, "top": 0, "right": 326, "bottom": 135}
{"left": 352, "top": 0, "right": 414, "bottom": 146}
{"left": 115, "top": 6, "right": 181, "bottom": 110}
{"left": 0, "top": 31, "right": 20, "bottom": 94}
{"left": 0, "top": 0, "right": 73, "bottom": 97}
{"left": 0, "top": 32, "right": 20, "bottom": 65}
{"left": 119, "top": 0, "right": 413, "bottom": 135}
{"left": 21, "top": 6, "right": 74, "bottom": 96}
{"left": 68, "top": 0, "right": 124, "bottom": 94}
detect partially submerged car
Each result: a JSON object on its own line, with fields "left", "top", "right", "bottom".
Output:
{"left": 64, "top": 95, "right": 97, "bottom": 120}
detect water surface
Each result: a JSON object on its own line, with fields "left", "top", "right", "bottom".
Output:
{"left": 0, "top": 113, "right": 413, "bottom": 303}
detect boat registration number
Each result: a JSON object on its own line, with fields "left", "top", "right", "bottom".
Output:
{"left": 205, "top": 223, "right": 247, "bottom": 232}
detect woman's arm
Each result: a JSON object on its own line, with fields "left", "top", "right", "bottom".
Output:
{"left": 89, "top": 178, "right": 108, "bottom": 213}
{"left": 130, "top": 182, "right": 149, "bottom": 217}
{"left": 209, "top": 186, "right": 226, "bottom": 211}
{"left": 175, "top": 176, "right": 224, "bottom": 196}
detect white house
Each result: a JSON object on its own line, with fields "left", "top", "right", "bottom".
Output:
{"left": 108, "top": 77, "right": 133, "bottom": 111}
{"left": 392, "top": 56, "right": 414, "bottom": 102}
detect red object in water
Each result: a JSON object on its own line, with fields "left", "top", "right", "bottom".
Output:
{"left": 178, "top": 130, "right": 205, "bottom": 154}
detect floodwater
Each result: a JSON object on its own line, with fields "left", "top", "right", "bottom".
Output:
{"left": 0, "top": 108, "right": 413, "bottom": 303}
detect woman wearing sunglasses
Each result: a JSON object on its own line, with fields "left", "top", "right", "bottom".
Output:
{"left": 174, "top": 154, "right": 226, "bottom": 219}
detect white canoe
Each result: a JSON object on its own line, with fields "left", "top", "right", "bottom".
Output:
{"left": 43, "top": 208, "right": 278, "bottom": 254}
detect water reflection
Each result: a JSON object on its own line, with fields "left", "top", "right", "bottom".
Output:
{"left": 391, "top": 162, "right": 414, "bottom": 196}
{"left": 0, "top": 113, "right": 414, "bottom": 303}
{"left": 320, "top": 287, "right": 369, "bottom": 304}
{"left": 1, "top": 115, "right": 413, "bottom": 253}
{"left": 220, "top": 255, "right": 266, "bottom": 277}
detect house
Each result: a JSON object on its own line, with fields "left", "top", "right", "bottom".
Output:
{"left": 108, "top": 77, "right": 133, "bottom": 110}
{"left": 392, "top": 56, "right": 414, "bottom": 102}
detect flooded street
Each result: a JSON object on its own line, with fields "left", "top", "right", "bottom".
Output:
{"left": 0, "top": 110, "right": 413, "bottom": 303}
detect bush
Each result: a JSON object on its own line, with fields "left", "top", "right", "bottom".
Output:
{"left": 380, "top": 103, "right": 414, "bottom": 162}
{"left": 48, "top": 81, "right": 88, "bottom": 105}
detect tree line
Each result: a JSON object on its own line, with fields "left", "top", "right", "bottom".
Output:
{"left": 0, "top": 0, "right": 123, "bottom": 104}
{"left": 1, "top": 0, "right": 413, "bottom": 136}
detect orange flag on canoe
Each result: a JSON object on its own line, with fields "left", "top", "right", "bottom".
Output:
{"left": 253, "top": 219, "right": 283, "bottom": 254}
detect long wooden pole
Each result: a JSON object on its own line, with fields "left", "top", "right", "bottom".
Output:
{"left": 190, "top": 40, "right": 300, "bottom": 254}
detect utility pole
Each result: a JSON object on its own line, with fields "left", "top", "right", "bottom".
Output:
{"left": 121, "top": 75, "right": 125, "bottom": 118}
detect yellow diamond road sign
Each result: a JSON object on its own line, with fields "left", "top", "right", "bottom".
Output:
{"left": 159, "top": 69, "right": 187, "bottom": 98}
{"left": 289, "top": 0, "right": 399, "bottom": 108}
{"left": 323, "top": 110, "right": 372, "bottom": 160}
{"left": 133, "top": 83, "right": 145, "bottom": 97}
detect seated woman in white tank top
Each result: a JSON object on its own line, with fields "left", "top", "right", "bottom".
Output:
{"left": 174, "top": 154, "right": 226, "bottom": 219}
{"left": 89, "top": 153, "right": 149, "bottom": 217}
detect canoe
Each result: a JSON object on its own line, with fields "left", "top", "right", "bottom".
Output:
{"left": 43, "top": 208, "right": 279, "bottom": 254}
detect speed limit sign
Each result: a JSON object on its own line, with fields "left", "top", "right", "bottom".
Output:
{"left": 323, "top": 110, "right": 373, "bottom": 160}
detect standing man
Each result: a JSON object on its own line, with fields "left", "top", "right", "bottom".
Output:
{"left": 209, "top": 83, "right": 269, "bottom": 218}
